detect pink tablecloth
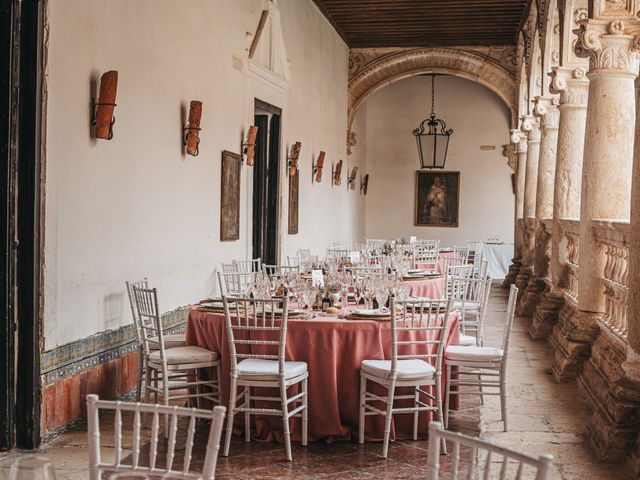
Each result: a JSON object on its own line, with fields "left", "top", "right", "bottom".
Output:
{"left": 401, "top": 276, "right": 444, "bottom": 298}
{"left": 186, "top": 307, "right": 460, "bottom": 443}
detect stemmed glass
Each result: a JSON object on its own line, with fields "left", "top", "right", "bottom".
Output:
{"left": 0, "top": 457, "right": 58, "bottom": 480}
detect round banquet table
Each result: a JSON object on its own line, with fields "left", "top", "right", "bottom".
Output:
{"left": 186, "top": 306, "right": 460, "bottom": 444}
{"left": 401, "top": 275, "right": 444, "bottom": 298}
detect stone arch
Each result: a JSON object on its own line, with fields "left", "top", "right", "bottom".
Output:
{"left": 348, "top": 48, "right": 518, "bottom": 130}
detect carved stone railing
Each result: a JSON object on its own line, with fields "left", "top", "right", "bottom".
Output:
{"left": 593, "top": 220, "right": 630, "bottom": 339}
{"left": 559, "top": 219, "right": 580, "bottom": 305}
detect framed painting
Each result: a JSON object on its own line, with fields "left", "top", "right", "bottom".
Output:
{"left": 415, "top": 171, "right": 460, "bottom": 228}
{"left": 220, "top": 150, "right": 241, "bottom": 241}
{"left": 288, "top": 170, "right": 299, "bottom": 234}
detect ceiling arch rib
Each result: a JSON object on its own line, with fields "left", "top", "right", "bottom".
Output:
{"left": 348, "top": 48, "right": 518, "bottom": 129}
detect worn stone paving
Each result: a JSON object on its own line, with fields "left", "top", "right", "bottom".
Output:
{"left": 0, "top": 286, "right": 634, "bottom": 479}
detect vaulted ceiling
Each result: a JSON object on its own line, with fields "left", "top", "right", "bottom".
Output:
{"left": 312, "top": 0, "right": 531, "bottom": 48}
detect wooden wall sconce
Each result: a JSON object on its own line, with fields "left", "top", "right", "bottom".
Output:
{"left": 332, "top": 160, "right": 343, "bottom": 187}
{"left": 183, "top": 101, "right": 202, "bottom": 156}
{"left": 91, "top": 70, "right": 118, "bottom": 140}
{"left": 288, "top": 142, "right": 302, "bottom": 176}
{"left": 243, "top": 126, "right": 258, "bottom": 165}
{"left": 348, "top": 166, "right": 359, "bottom": 190}
{"left": 361, "top": 174, "right": 369, "bottom": 195}
{"left": 313, "top": 151, "right": 325, "bottom": 183}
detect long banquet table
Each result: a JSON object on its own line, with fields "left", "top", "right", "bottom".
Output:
{"left": 186, "top": 303, "right": 460, "bottom": 444}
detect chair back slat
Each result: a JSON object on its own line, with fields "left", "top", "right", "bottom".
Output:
{"left": 218, "top": 271, "right": 256, "bottom": 297}
{"left": 297, "top": 248, "right": 311, "bottom": 258}
{"left": 501, "top": 285, "right": 519, "bottom": 355}
{"left": 125, "top": 278, "right": 149, "bottom": 345}
{"left": 426, "top": 422, "right": 553, "bottom": 480}
{"left": 150, "top": 410, "right": 160, "bottom": 469}
{"left": 183, "top": 414, "right": 197, "bottom": 474}
{"left": 221, "top": 262, "right": 237, "bottom": 273}
{"left": 166, "top": 413, "right": 178, "bottom": 471}
{"left": 236, "top": 258, "right": 262, "bottom": 273}
{"left": 86, "top": 395, "right": 226, "bottom": 480}
{"left": 263, "top": 264, "right": 300, "bottom": 278}
{"left": 413, "top": 248, "right": 439, "bottom": 270}
{"left": 132, "top": 286, "right": 165, "bottom": 360}
{"left": 114, "top": 408, "right": 122, "bottom": 467}
{"left": 223, "top": 296, "right": 289, "bottom": 377}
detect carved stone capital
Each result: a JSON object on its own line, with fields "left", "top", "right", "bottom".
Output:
{"left": 520, "top": 115, "right": 541, "bottom": 143}
{"left": 549, "top": 66, "right": 590, "bottom": 107}
{"left": 533, "top": 96, "right": 560, "bottom": 130}
{"left": 574, "top": 18, "right": 640, "bottom": 76}
{"left": 502, "top": 143, "right": 517, "bottom": 171}
{"left": 346, "top": 129, "right": 357, "bottom": 155}
{"left": 510, "top": 128, "right": 528, "bottom": 153}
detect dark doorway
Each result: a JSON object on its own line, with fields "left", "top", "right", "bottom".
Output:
{"left": 0, "top": 0, "right": 43, "bottom": 450}
{"left": 252, "top": 100, "right": 281, "bottom": 265}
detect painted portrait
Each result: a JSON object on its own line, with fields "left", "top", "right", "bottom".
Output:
{"left": 415, "top": 171, "right": 460, "bottom": 227}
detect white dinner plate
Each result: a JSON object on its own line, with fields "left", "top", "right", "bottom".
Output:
{"left": 351, "top": 309, "right": 389, "bottom": 317}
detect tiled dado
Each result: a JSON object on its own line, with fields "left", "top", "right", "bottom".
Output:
{"left": 40, "top": 307, "right": 188, "bottom": 440}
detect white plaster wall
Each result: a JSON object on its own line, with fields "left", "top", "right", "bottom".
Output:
{"left": 43, "top": 0, "right": 355, "bottom": 349}
{"left": 358, "top": 75, "right": 514, "bottom": 246}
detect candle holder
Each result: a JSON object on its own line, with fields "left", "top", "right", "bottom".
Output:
{"left": 183, "top": 101, "right": 203, "bottom": 156}
{"left": 91, "top": 70, "right": 118, "bottom": 140}
{"left": 242, "top": 126, "right": 258, "bottom": 165}
{"left": 287, "top": 142, "right": 302, "bottom": 176}
{"left": 332, "top": 160, "right": 343, "bottom": 187}
{"left": 348, "top": 166, "right": 359, "bottom": 190}
{"left": 313, "top": 151, "right": 325, "bottom": 183}
{"left": 360, "top": 174, "right": 369, "bottom": 195}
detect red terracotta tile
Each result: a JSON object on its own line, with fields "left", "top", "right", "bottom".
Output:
{"left": 87, "top": 364, "right": 102, "bottom": 397}
{"left": 68, "top": 374, "right": 81, "bottom": 420}
{"left": 43, "top": 385, "right": 56, "bottom": 433}
{"left": 54, "top": 379, "right": 65, "bottom": 429}
{"left": 79, "top": 371, "right": 88, "bottom": 416}
{"left": 62, "top": 378, "right": 73, "bottom": 424}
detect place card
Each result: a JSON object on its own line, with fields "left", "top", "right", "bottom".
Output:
{"left": 348, "top": 251, "right": 361, "bottom": 263}
{"left": 409, "top": 236, "right": 416, "bottom": 244}
{"left": 311, "top": 269, "right": 324, "bottom": 287}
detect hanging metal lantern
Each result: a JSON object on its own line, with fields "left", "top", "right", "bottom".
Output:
{"left": 412, "top": 74, "right": 453, "bottom": 169}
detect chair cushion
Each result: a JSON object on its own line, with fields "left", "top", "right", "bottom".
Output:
{"left": 149, "top": 346, "right": 218, "bottom": 365}
{"left": 445, "top": 346, "right": 504, "bottom": 362}
{"left": 237, "top": 358, "right": 307, "bottom": 380}
{"left": 148, "top": 333, "right": 186, "bottom": 350}
{"left": 361, "top": 359, "right": 436, "bottom": 380}
{"left": 456, "top": 334, "right": 477, "bottom": 347}
{"left": 453, "top": 300, "right": 481, "bottom": 311}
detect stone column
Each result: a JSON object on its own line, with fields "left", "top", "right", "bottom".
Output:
{"left": 518, "top": 98, "right": 557, "bottom": 316}
{"left": 531, "top": 66, "right": 589, "bottom": 339}
{"left": 514, "top": 115, "right": 541, "bottom": 295}
{"left": 503, "top": 131, "right": 528, "bottom": 286}
{"left": 551, "top": 18, "right": 638, "bottom": 382}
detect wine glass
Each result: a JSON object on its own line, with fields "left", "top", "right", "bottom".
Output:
{"left": 0, "top": 457, "right": 58, "bottom": 480}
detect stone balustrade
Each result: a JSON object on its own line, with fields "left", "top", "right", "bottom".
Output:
{"left": 559, "top": 219, "right": 580, "bottom": 304}
{"left": 592, "top": 220, "right": 630, "bottom": 338}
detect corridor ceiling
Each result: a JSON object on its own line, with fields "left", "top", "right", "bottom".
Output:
{"left": 312, "top": 0, "right": 531, "bottom": 47}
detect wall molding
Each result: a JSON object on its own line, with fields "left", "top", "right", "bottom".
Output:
{"left": 40, "top": 306, "right": 188, "bottom": 386}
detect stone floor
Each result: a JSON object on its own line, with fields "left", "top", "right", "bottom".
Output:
{"left": 0, "top": 286, "right": 634, "bottom": 479}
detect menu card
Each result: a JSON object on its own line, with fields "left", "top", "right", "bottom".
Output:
{"left": 311, "top": 269, "right": 324, "bottom": 287}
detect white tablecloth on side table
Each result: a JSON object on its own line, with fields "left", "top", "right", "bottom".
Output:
{"left": 482, "top": 244, "right": 514, "bottom": 280}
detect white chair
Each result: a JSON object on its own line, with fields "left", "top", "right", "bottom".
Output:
{"left": 87, "top": 394, "right": 226, "bottom": 480}
{"left": 236, "top": 258, "right": 261, "bottom": 273}
{"left": 297, "top": 249, "right": 311, "bottom": 258}
{"left": 444, "top": 263, "right": 474, "bottom": 298}
{"left": 132, "top": 286, "right": 221, "bottom": 433}
{"left": 222, "top": 296, "right": 308, "bottom": 461}
{"left": 444, "top": 284, "right": 518, "bottom": 431}
{"left": 126, "top": 279, "right": 186, "bottom": 403}
{"left": 416, "top": 239, "right": 440, "bottom": 250}
{"left": 358, "top": 297, "right": 453, "bottom": 458}
{"left": 450, "top": 276, "right": 492, "bottom": 347}
{"left": 413, "top": 248, "right": 439, "bottom": 271}
{"left": 263, "top": 264, "right": 300, "bottom": 278}
{"left": 217, "top": 271, "right": 256, "bottom": 297}
{"left": 327, "top": 247, "right": 349, "bottom": 259}
{"left": 221, "top": 262, "right": 237, "bottom": 274}
{"left": 426, "top": 421, "right": 553, "bottom": 480}
{"left": 287, "top": 256, "right": 302, "bottom": 268}
{"left": 453, "top": 245, "right": 470, "bottom": 262}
